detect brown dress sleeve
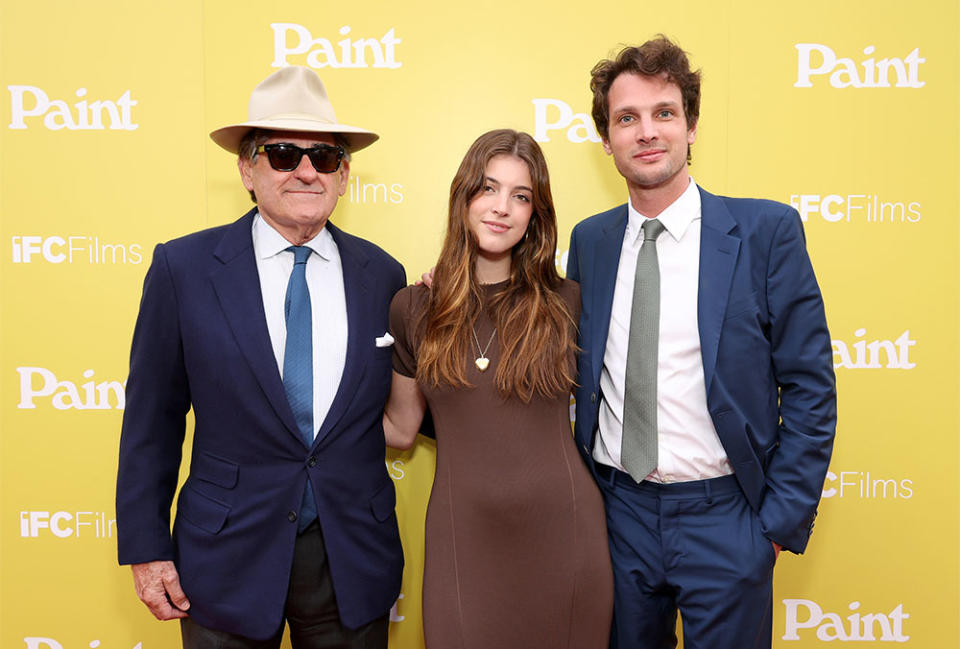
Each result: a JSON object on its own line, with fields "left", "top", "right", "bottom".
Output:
{"left": 389, "top": 285, "right": 419, "bottom": 378}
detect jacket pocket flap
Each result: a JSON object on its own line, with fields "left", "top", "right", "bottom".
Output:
{"left": 178, "top": 486, "right": 230, "bottom": 534}
{"left": 369, "top": 481, "right": 397, "bottom": 523}
{"left": 191, "top": 451, "right": 238, "bottom": 489}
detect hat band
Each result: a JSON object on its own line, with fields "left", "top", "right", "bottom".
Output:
{"left": 251, "top": 113, "right": 338, "bottom": 126}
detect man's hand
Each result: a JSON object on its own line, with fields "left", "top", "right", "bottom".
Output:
{"left": 772, "top": 542, "right": 782, "bottom": 559}
{"left": 414, "top": 267, "right": 435, "bottom": 288}
{"left": 131, "top": 560, "right": 191, "bottom": 620}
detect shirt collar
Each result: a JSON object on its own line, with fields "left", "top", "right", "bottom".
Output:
{"left": 626, "top": 178, "right": 702, "bottom": 244}
{"left": 252, "top": 212, "right": 335, "bottom": 261}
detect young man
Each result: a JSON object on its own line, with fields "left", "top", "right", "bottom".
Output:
{"left": 567, "top": 36, "right": 836, "bottom": 648}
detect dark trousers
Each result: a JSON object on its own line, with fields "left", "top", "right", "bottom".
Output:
{"left": 180, "top": 522, "right": 388, "bottom": 649}
{"left": 597, "top": 467, "right": 775, "bottom": 649}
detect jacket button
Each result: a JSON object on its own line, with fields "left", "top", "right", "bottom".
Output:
{"left": 307, "top": 456, "right": 317, "bottom": 467}
{"left": 288, "top": 511, "right": 298, "bottom": 523}
{"left": 590, "top": 392, "right": 596, "bottom": 403}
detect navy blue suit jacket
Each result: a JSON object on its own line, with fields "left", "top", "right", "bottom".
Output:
{"left": 116, "top": 209, "right": 405, "bottom": 638}
{"left": 567, "top": 187, "right": 836, "bottom": 553}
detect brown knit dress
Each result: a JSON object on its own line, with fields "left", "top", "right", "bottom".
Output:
{"left": 389, "top": 279, "right": 613, "bottom": 649}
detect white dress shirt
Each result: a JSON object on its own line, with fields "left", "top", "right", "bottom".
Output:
{"left": 252, "top": 214, "right": 348, "bottom": 440}
{"left": 593, "top": 179, "right": 733, "bottom": 482}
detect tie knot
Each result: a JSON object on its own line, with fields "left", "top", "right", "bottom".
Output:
{"left": 642, "top": 219, "right": 665, "bottom": 242}
{"left": 287, "top": 246, "right": 312, "bottom": 265}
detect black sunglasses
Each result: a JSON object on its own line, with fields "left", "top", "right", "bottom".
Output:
{"left": 256, "top": 143, "right": 345, "bottom": 173}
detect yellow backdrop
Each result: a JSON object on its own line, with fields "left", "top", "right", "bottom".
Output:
{"left": 2, "top": 1, "right": 957, "bottom": 647}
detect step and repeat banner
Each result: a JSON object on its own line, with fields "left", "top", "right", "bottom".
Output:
{"left": 2, "top": 1, "right": 957, "bottom": 647}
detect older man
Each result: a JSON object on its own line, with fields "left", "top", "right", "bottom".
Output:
{"left": 116, "top": 66, "right": 405, "bottom": 649}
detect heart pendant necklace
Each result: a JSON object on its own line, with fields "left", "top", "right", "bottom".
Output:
{"left": 471, "top": 325, "right": 497, "bottom": 372}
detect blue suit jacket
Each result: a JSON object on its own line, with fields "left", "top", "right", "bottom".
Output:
{"left": 116, "top": 209, "right": 405, "bottom": 638}
{"left": 567, "top": 187, "right": 836, "bottom": 553}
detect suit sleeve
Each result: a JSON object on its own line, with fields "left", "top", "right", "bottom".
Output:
{"left": 394, "top": 260, "right": 407, "bottom": 293}
{"left": 566, "top": 225, "right": 581, "bottom": 282}
{"left": 758, "top": 209, "right": 837, "bottom": 553}
{"left": 116, "top": 243, "right": 191, "bottom": 565}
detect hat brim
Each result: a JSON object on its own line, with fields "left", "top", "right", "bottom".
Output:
{"left": 210, "top": 117, "right": 379, "bottom": 154}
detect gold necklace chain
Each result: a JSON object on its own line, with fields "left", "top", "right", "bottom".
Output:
{"left": 471, "top": 326, "right": 497, "bottom": 372}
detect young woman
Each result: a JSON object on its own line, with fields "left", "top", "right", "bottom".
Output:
{"left": 384, "top": 129, "right": 612, "bottom": 648}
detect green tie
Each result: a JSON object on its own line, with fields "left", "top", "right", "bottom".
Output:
{"left": 622, "top": 219, "right": 665, "bottom": 482}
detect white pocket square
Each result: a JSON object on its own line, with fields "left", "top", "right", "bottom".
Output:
{"left": 375, "top": 333, "right": 395, "bottom": 348}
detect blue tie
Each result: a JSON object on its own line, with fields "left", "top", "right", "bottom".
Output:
{"left": 283, "top": 245, "right": 317, "bottom": 530}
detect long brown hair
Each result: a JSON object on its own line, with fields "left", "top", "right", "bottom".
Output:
{"left": 417, "top": 129, "right": 577, "bottom": 402}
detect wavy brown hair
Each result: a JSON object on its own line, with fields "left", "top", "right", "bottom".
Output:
{"left": 417, "top": 129, "right": 577, "bottom": 402}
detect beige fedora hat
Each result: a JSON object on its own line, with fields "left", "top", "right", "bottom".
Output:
{"left": 210, "top": 66, "right": 378, "bottom": 154}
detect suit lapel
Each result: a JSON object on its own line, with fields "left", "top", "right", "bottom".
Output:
{"left": 697, "top": 188, "right": 740, "bottom": 392}
{"left": 210, "top": 209, "right": 302, "bottom": 441}
{"left": 314, "top": 221, "right": 370, "bottom": 445}
{"left": 589, "top": 207, "right": 628, "bottom": 388}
